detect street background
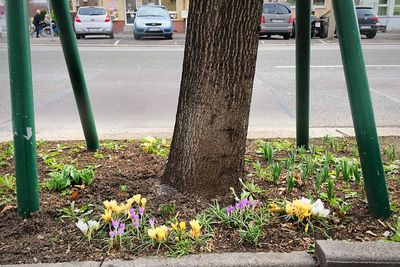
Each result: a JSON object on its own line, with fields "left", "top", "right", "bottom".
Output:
{"left": 0, "top": 32, "right": 399, "bottom": 140}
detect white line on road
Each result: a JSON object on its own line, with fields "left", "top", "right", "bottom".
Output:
{"left": 113, "top": 40, "right": 120, "bottom": 45}
{"left": 371, "top": 88, "right": 400, "bottom": 104}
{"left": 275, "top": 65, "right": 400, "bottom": 69}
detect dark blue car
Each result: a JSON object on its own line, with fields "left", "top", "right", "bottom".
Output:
{"left": 133, "top": 5, "right": 173, "bottom": 40}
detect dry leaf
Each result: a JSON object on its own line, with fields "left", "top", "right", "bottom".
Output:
{"left": 0, "top": 205, "right": 16, "bottom": 214}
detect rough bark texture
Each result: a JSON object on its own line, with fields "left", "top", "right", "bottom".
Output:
{"left": 162, "top": 0, "right": 263, "bottom": 198}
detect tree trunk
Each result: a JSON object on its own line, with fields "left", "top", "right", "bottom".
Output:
{"left": 161, "top": 0, "right": 263, "bottom": 198}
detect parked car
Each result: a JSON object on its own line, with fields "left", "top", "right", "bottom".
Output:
{"left": 74, "top": 6, "right": 114, "bottom": 39}
{"left": 356, "top": 7, "right": 379, "bottom": 39}
{"left": 260, "top": 3, "right": 294, "bottom": 40}
{"left": 133, "top": 5, "right": 173, "bottom": 40}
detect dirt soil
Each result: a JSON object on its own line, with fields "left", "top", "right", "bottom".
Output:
{"left": 0, "top": 137, "right": 399, "bottom": 265}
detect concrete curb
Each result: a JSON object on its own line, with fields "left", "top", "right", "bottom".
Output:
{"left": 1, "top": 127, "right": 399, "bottom": 142}
{"left": 315, "top": 240, "right": 400, "bottom": 267}
{"left": 0, "top": 252, "right": 315, "bottom": 267}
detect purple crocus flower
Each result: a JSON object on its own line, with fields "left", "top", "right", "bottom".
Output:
{"left": 117, "top": 227, "right": 124, "bottom": 235}
{"left": 139, "top": 207, "right": 145, "bottom": 216}
{"left": 119, "top": 223, "right": 125, "bottom": 231}
{"left": 240, "top": 198, "right": 250, "bottom": 207}
{"left": 112, "top": 220, "right": 120, "bottom": 229}
{"left": 134, "top": 220, "right": 139, "bottom": 229}
{"left": 226, "top": 205, "right": 235, "bottom": 215}
{"left": 109, "top": 230, "right": 115, "bottom": 238}
{"left": 251, "top": 200, "right": 258, "bottom": 208}
{"left": 129, "top": 208, "right": 135, "bottom": 216}
{"left": 235, "top": 202, "right": 242, "bottom": 210}
{"left": 148, "top": 218, "right": 155, "bottom": 228}
{"left": 132, "top": 214, "right": 139, "bottom": 221}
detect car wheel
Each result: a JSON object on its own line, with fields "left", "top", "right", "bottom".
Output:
{"left": 134, "top": 33, "right": 141, "bottom": 40}
{"left": 366, "top": 32, "right": 376, "bottom": 39}
{"left": 109, "top": 32, "right": 114, "bottom": 39}
{"left": 76, "top": 34, "right": 81, "bottom": 39}
{"left": 81, "top": 35, "right": 86, "bottom": 39}
{"left": 266, "top": 34, "right": 271, "bottom": 38}
{"left": 166, "top": 34, "right": 173, "bottom": 40}
{"left": 283, "top": 33, "right": 290, "bottom": 40}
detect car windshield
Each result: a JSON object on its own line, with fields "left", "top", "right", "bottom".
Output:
{"left": 78, "top": 8, "right": 106, "bottom": 16}
{"left": 263, "top": 4, "right": 291, "bottom": 14}
{"left": 356, "top": 8, "right": 375, "bottom": 16}
{"left": 137, "top": 7, "right": 169, "bottom": 17}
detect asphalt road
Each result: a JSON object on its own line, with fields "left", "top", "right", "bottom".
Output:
{"left": 0, "top": 33, "right": 399, "bottom": 140}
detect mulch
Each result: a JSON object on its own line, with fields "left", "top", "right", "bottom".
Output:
{"left": 0, "top": 137, "right": 398, "bottom": 264}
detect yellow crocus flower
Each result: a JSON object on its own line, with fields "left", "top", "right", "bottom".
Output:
{"left": 101, "top": 209, "right": 113, "bottom": 222}
{"left": 133, "top": 194, "right": 142, "bottom": 205}
{"left": 268, "top": 203, "right": 282, "bottom": 213}
{"left": 171, "top": 221, "right": 178, "bottom": 231}
{"left": 189, "top": 219, "right": 201, "bottom": 238}
{"left": 156, "top": 225, "right": 168, "bottom": 241}
{"left": 140, "top": 197, "right": 147, "bottom": 207}
{"left": 148, "top": 228, "right": 157, "bottom": 239}
{"left": 179, "top": 221, "right": 186, "bottom": 231}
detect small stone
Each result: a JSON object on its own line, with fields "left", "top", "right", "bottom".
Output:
{"left": 383, "top": 231, "right": 391, "bottom": 237}
{"left": 37, "top": 234, "right": 45, "bottom": 240}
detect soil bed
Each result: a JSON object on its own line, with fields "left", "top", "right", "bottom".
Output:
{"left": 0, "top": 137, "right": 399, "bottom": 265}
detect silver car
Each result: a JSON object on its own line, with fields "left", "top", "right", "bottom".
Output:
{"left": 74, "top": 7, "right": 114, "bottom": 39}
{"left": 260, "top": 3, "right": 294, "bottom": 40}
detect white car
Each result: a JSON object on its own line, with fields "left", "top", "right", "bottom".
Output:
{"left": 74, "top": 6, "right": 114, "bottom": 39}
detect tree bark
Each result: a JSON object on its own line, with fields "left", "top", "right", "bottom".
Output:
{"left": 161, "top": 0, "right": 263, "bottom": 198}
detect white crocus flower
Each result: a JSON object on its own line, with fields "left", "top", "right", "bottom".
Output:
{"left": 311, "top": 199, "right": 330, "bottom": 218}
{"left": 87, "top": 220, "right": 100, "bottom": 231}
{"left": 76, "top": 219, "right": 89, "bottom": 235}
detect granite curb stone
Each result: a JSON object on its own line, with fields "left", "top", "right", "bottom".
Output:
{"left": 315, "top": 240, "right": 400, "bottom": 267}
{"left": 0, "top": 252, "right": 315, "bottom": 267}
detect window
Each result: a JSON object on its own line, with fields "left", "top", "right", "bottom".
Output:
{"left": 378, "top": 0, "right": 388, "bottom": 15}
{"left": 263, "top": 4, "right": 291, "bottom": 14}
{"left": 162, "top": 0, "right": 176, "bottom": 12}
{"left": 313, "top": 0, "right": 325, "bottom": 6}
{"left": 394, "top": 0, "right": 400, "bottom": 16}
{"left": 287, "top": 0, "right": 295, "bottom": 7}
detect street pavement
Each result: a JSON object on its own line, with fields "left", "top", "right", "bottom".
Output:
{"left": 0, "top": 32, "right": 399, "bottom": 141}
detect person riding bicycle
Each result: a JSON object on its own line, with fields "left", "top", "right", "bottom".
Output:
{"left": 33, "top": 10, "right": 42, "bottom": 38}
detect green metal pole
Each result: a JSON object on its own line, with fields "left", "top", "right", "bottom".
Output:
{"left": 51, "top": 0, "right": 99, "bottom": 151}
{"left": 296, "top": 0, "right": 311, "bottom": 149}
{"left": 333, "top": 0, "right": 391, "bottom": 218}
{"left": 6, "top": 0, "right": 39, "bottom": 218}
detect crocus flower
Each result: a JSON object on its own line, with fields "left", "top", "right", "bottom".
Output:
{"left": 109, "top": 230, "right": 115, "bottom": 238}
{"left": 76, "top": 219, "right": 89, "bottom": 235}
{"left": 251, "top": 200, "right": 258, "bottom": 208}
{"left": 149, "top": 218, "right": 155, "bottom": 228}
{"left": 117, "top": 226, "right": 124, "bottom": 235}
{"left": 133, "top": 194, "right": 142, "bottom": 205}
{"left": 87, "top": 220, "right": 100, "bottom": 231}
{"left": 171, "top": 221, "right": 178, "bottom": 231}
{"left": 226, "top": 205, "right": 235, "bottom": 215}
{"left": 140, "top": 198, "right": 147, "bottom": 207}
{"left": 179, "top": 221, "right": 186, "bottom": 231}
{"left": 132, "top": 214, "right": 139, "bottom": 221}
{"left": 189, "top": 219, "right": 201, "bottom": 238}
{"left": 311, "top": 199, "right": 330, "bottom": 218}
{"left": 133, "top": 220, "right": 139, "bottom": 229}
{"left": 139, "top": 207, "right": 145, "bottom": 216}
{"left": 101, "top": 209, "right": 113, "bottom": 222}
{"left": 112, "top": 220, "right": 120, "bottom": 229}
